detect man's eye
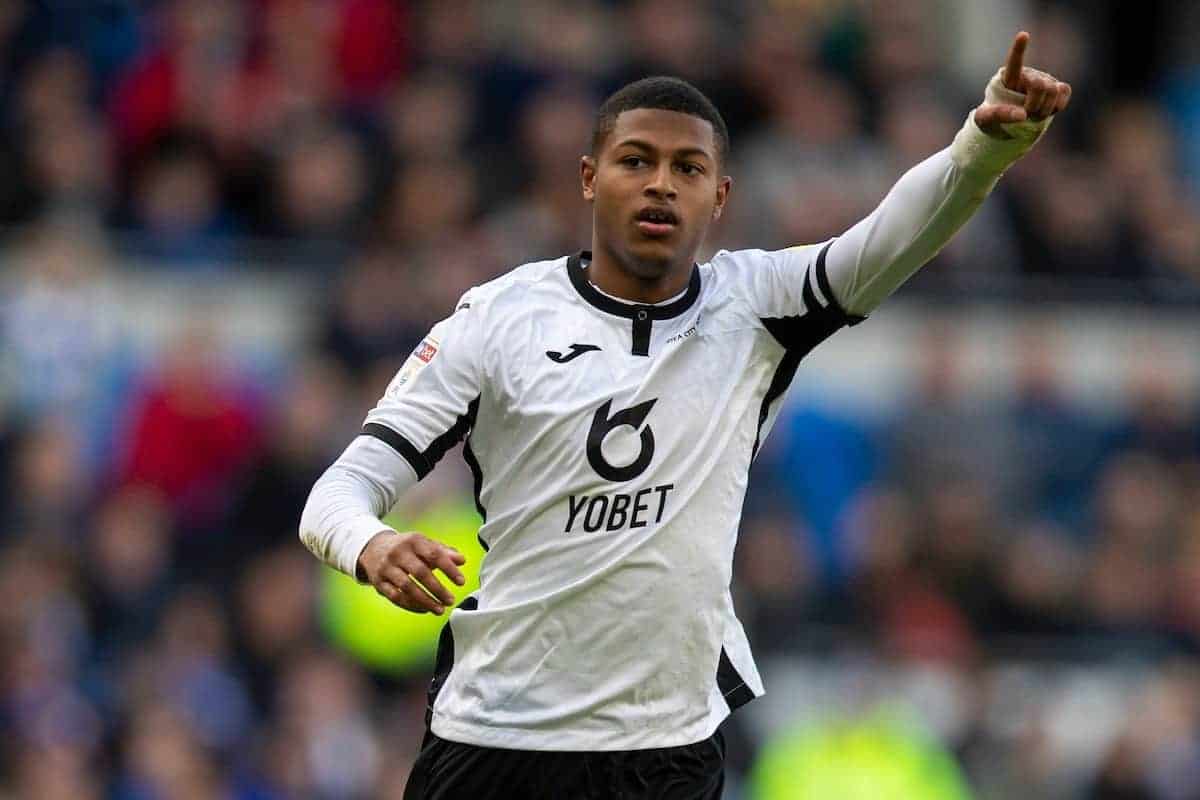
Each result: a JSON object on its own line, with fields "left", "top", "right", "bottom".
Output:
{"left": 621, "top": 156, "right": 645, "bottom": 168}
{"left": 676, "top": 163, "right": 702, "bottom": 176}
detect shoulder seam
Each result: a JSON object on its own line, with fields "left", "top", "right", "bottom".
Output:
{"left": 466, "top": 257, "right": 569, "bottom": 301}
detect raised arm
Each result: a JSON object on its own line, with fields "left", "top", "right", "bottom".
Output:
{"left": 823, "top": 32, "right": 1071, "bottom": 316}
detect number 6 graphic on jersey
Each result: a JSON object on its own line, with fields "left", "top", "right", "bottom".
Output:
{"left": 587, "top": 398, "right": 658, "bottom": 481}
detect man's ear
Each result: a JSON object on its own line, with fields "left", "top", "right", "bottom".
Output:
{"left": 712, "top": 175, "right": 732, "bottom": 221}
{"left": 581, "top": 155, "right": 597, "bottom": 203}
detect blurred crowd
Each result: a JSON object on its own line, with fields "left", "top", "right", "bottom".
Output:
{"left": 2, "top": 0, "right": 1200, "bottom": 797}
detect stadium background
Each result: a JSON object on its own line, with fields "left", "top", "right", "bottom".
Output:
{"left": 2, "top": 0, "right": 1199, "bottom": 797}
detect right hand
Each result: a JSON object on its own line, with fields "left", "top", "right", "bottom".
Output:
{"left": 356, "top": 531, "right": 467, "bottom": 615}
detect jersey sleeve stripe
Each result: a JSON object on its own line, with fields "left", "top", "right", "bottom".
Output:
{"left": 361, "top": 423, "right": 433, "bottom": 479}
{"left": 814, "top": 239, "right": 867, "bottom": 326}
{"left": 362, "top": 397, "right": 482, "bottom": 486}
{"left": 423, "top": 397, "right": 479, "bottom": 473}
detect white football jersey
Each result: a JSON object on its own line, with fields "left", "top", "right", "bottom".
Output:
{"left": 369, "top": 244, "right": 857, "bottom": 751}
{"left": 300, "top": 120, "right": 1047, "bottom": 750}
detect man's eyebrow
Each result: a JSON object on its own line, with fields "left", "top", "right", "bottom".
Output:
{"left": 612, "top": 139, "right": 714, "bottom": 161}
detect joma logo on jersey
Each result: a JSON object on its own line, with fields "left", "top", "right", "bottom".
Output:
{"left": 546, "top": 343, "right": 600, "bottom": 363}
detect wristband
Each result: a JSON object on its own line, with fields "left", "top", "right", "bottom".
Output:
{"left": 950, "top": 67, "right": 1053, "bottom": 174}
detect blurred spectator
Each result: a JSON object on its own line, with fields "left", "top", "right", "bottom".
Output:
{"left": 914, "top": 478, "right": 1005, "bottom": 634}
{"left": 500, "top": 0, "right": 614, "bottom": 82}
{"left": 1003, "top": 327, "right": 1104, "bottom": 528}
{"left": 608, "top": 0, "right": 720, "bottom": 88}
{"left": 841, "top": 486, "right": 921, "bottom": 629}
{"left": 275, "top": 649, "right": 381, "bottom": 798}
{"left": 24, "top": 112, "right": 111, "bottom": 219}
{"left": 85, "top": 486, "right": 174, "bottom": 656}
{"left": 0, "top": 539, "right": 98, "bottom": 783}
{"left": 1081, "top": 545, "right": 1167, "bottom": 644}
{"left": 732, "top": 66, "right": 887, "bottom": 250}
{"left": 236, "top": 0, "right": 379, "bottom": 141}
{"left": 2, "top": 416, "right": 90, "bottom": 538}
{"left": 320, "top": 249, "right": 431, "bottom": 377}
{"left": 412, "top": 0, "right": 488, "bottom": 72}
{"left": 378, "top": 155, "right": 476, "bottom": 250}
{"left": 1166, "top": 511, "right": 1200, "bottom": 649}
{"left": 127, "top": 130, "right": 235, "bottom": 265}
{"left": 1100, "top": 100, "right": 1200, "bottom": 285}
{"left": 113, "top": 701, "right": 232, "bottom": 800}
{"left": 269, "top": 117, "right": 370, "bottom": 246}
{"left": 1007, "top": 148, "right": 1134, "bottom": 282}
{"left": 0, "top": 217, "right": 124, "bottom": 424}
{"left": 17, "top": 47, "right": 92, "bottom": 131}
{"left": 887, "top": 327, "right": 1017, "bottom": 500}
{"left": 12, "top": 49, "right": 113, "bottom": 222}
{"left": 482, "top": 82, "right": 595, "bottom": 265}
{"left": 234, "top": 547, "right": 317, "bottom": 714}
{"left": 9, "top": 743, "right": 103, "bottom": 800}
{"left": 1088, "top": 665, "right": 1200, "bottom": 799}
{"left": 115, "top": 324, "right": 261, "bottom": 544}
{"left": 1105, "top": 347, "right": 1199, "bottom": 464}
{"left": 110, "top": 0, "right": 249, "bottom": 159}
{"left": 230, "top": 356, "right": 353, "bottom": 562}
{"left": 133, "top": 587, "right": 254, "bottom": 756}
{"left": 381, "top": 70, "right": 475, "bottom": 164}
{"left": 332, "top": 0, "right": 409, "bottom": 105}
{"left": 857, "top": 0, "right": 944, "bottom": 95}
{"left": 988, "top": 521, "right": 1082, "bottom": 636}
{"left": 734, "top": 514, "right": 821, "bottom": 654}
{"left": 1092, "top": 453, "right": 1181, "bottom": 549}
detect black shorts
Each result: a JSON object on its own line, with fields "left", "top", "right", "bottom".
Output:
{"left": 403, "top": 728, "right": 726, "bottom": 800}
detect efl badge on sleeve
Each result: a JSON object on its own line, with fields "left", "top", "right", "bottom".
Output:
{"left": 386, "top": 335, "right": 441, "bottom": 397}
{"left": 414, "top": 339, "right": 439, "bottom": 363}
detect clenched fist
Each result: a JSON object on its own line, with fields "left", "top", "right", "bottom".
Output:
{"left": 356, "top": 531, "right": 467, "bottom": 615}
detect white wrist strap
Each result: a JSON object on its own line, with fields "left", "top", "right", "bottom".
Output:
{"left": 950, "top": 67, "right": 1054, "bottom": 174}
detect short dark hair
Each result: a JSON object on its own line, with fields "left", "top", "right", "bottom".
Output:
{"left": 591, "top": 76, "right": 729, "bottom": 163}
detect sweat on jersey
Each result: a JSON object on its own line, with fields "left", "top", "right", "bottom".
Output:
{"left": 300, "top": 111, "right": 1049, "bottom": 751}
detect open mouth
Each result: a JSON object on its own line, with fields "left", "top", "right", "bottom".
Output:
{"left": 634, "top": 207, "right": 679, "bottom": 237}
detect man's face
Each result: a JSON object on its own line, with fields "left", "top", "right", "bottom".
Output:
{"left": 581, "top": 108, "right": 730, "bottom": 279}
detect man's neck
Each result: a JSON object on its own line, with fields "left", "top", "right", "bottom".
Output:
{"left": 586, "top": 242, "right": 694, "bottom": 305}
{"left": 590, "top": 277, "right": 687, "bottom": 307}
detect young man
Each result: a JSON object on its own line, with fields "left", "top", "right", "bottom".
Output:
{"left": 301, "top": 33, "right": 1069, "bottom": 799}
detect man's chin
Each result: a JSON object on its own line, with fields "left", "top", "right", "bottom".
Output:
{"left": 623, "top": 237, "right": 683, "bottom": 269}
{"left": 619, "top": 245, "right": 675, "bottom": 279}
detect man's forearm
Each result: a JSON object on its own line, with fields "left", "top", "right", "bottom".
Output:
{"left": 298, "top": 436, "right": 418, "bottom": 579}
{"left": 825, "top": 71, "right": 1054, "bottom": 317}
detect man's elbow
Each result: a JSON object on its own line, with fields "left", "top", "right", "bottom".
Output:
{"left": 297, "top": 480, "right": 326, "bottom": 561}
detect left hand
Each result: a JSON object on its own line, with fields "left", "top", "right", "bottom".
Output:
{"left": 975, "top": 31, "right": 1072, "bottom": 138}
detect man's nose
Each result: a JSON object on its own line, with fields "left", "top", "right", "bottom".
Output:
{"left": 644, "top": 164, "right": 677, "bottom": 199}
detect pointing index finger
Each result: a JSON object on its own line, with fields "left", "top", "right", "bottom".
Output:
{"left": 1004, "top": 31, "right": 1030, "bottom": 90}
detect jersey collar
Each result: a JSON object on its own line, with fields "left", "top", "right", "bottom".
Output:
{"left": 567, "top": 250, "right": 701, "bottom": 321}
